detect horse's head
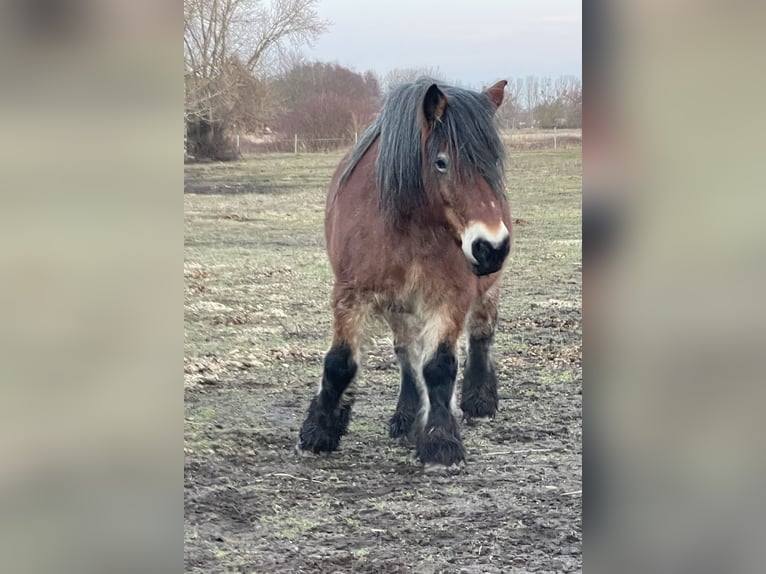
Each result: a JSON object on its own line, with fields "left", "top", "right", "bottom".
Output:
{"left": 420, "top": 80, "right": 510, "bottom": 276}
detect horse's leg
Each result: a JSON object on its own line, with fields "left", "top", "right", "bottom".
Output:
{"left": 461, "top": 283, "right": 501, "bottom": 421}
{"left": 298, "top": 294, "right": 368, "bottom": 454}
{"left": 388, "top": 342, "right": 420, "bottom": 440}
{"left": 414, "top": 311, "right": 466, "bottom": 466}
{"left": 384, "top": 313, "right": 420, "bottom": 439}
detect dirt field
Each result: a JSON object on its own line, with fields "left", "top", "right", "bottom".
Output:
{"left": 184, "top": 148, "right": 582, "bottom": 573}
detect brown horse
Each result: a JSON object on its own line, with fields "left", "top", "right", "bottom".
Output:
{"left": 298, "top": 78, "right": 512, "bottom": 466}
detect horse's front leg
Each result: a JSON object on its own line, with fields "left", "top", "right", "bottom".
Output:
{"left": 298, "top": 292, "right": 367, "bottom": 454}
{"left": 414, "top": 310, "right": 467, "bottom": 466}
{"left": 461, "top": 283, "right": 501, "bottom": 421}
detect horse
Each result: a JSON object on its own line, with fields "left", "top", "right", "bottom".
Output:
{"left": 298, "top": 78, "right": 512, "bottom": 466}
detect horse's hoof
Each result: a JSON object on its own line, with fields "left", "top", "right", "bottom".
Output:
{"left": 388, "top": 410, "right": 416, "bottom": 439}
{"left": 463, "top": 414, "right": 494, "bottom": 426}
{"left": 416, "top": 425, "right": 466, "bottom": 466}
{"left": 460, "top": 394, "right": 498, "bottom": 421}
{"left": 297, "top": 397, "right": 351, "bottom": 454}
{"left": 294, "top": 440, "right": 332, "bottom": 458}
{"left": 296, "top": 428, "right": 341, "bottom": 455}
{"left": 298, "top": 417, "right": 344, "bottom": 454}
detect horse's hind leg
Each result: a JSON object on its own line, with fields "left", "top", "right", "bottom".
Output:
{"left": 384, "top": 313, "right": 420, "bottom": 440}
{"left": 388, "top": 343, "right": 420, "bottom": 440}
{"left": 461, "top": 284, "right": 501, "bottom": 421}
{"left": 298, "top": 294, "right": 368, "bottom": 454}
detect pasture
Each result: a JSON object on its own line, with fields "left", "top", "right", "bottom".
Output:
{"left": 184, "top": 147, "right": 582, "bottom": 573}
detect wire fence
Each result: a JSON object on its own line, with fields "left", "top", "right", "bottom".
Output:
{"left": 502, "top": 129, "right": 582, "bottom": 150}
{"left": 235, "top": 129, "right": 581, "bottom": 155}
{"left": 237, "top": 134, "right": 357, "bottom": 154}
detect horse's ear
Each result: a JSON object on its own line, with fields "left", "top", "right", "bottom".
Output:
{"left": 484, "top": 80, "right": 508, "bottom": 110}
{"left": 422, "top": 83, "right": 448, "bottom": 124}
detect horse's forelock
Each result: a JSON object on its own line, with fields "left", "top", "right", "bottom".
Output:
{"left": 340, "top": 78, "right": 506, "bottom": 225}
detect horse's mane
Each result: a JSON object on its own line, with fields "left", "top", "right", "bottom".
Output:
{"left": 339, "top": 77, "right": 506, "bottom": 222}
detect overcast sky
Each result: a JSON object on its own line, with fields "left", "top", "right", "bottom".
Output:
{"left": 303, "top": 0, "right": 581, "bottom": 86}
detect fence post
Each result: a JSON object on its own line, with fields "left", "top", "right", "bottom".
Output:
{"left": 294, "top": 134, "right": 298, "bottom": 155}
{"left": 553, "top": 126, "right": 557, "bottom": 150}
{"left": 236, "top": 134, "right": 240, "bottom": 155}
{"left": 355, "top": 131, "right": 358, "bottom": 144}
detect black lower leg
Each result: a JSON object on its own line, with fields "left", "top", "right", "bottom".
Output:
{"left": 460, "top": 334, "right": 499, "bottom": 420}
{"left": 416, "top": 342, "right": 465, "bottom": 465}
{"left": 389, "top": 345, "right": 420, "bottom": 439}
{"left": 299, "top": 344, "right": 357, "bottom": 453}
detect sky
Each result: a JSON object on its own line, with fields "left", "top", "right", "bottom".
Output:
{"left": 303, "top": 0, "right": 582, "bottom": 87}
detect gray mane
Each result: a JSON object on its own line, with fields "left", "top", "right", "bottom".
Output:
{"left": 339, "top": 77, "right": 506, "bottom": 222}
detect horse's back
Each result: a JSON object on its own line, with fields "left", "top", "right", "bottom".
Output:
{"left": 324, "top": 145, "right": 386, "bottom": 283}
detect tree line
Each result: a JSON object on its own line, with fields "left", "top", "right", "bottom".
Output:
{"left": 184, "top": 0, "right": 581, "bottom": 160}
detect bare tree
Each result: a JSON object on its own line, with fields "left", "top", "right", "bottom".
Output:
{"left": 523, "top": 75, "right": 540, "bottom": 126}
{"left": 382, "top": 66, "right": 445, "bottom": 92}
{"left": 566, "top": 76, "right": 582, "bottom": 127}
{"left": 184, "top": 0, "right": 328, "bottom": 159}
{"left": 494, "top": 84, "right": 517, "bottom": 130}
{"left": 272, "top": 62, "right": 380, "bottom": 147}
{"left": 539, "top": 76, "right": 555, "bottom": 104}
{"left": 530, "top": 75, "right": 583, "bottom": 129}
{"left": 499, "top": 78, "right": 525, "bottom": 129}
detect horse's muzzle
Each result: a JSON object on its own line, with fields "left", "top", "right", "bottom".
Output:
{"left": 471, "top": 236, "right": 510, "bottom": 276}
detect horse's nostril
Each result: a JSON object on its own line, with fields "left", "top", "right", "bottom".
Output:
{"left": 472, "top": 238, "right": 508, "bottom": 262}
{"left": 471, "top": 236, "right": 510, "bottom": 276}
{"left": 472, "top": 239, "right": 493, "bottom": 262}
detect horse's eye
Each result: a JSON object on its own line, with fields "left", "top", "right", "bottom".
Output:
{"left": 435, "top": 156, "right": 449, "bottom": 173}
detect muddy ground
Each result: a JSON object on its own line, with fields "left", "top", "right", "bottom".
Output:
{"left": 184, "top": 149, "right": 582, "bottom": 573}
